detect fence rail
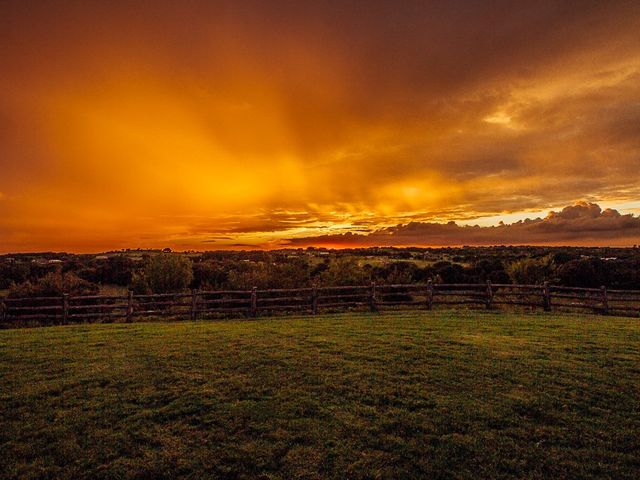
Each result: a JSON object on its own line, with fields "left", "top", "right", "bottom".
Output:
{"left": 1, "top": 281, "right": 639, "bottom": 327}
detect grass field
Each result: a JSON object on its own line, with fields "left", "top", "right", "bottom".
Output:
{"left": 1, "top": 311, "right": 639, "bottom": 479}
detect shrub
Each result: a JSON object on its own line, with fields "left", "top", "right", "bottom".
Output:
{"left": 317, "top": 258, "right": 370, "bottom": 286}
{"left": 506, "top": 256, "right": 555, "bottom": 285}
{"left": 192, "top": 261, "right": 229, "bottom": 290}
{"left": 8, "top": 272, "right": 99, "bottom": 298}
{"left": 144, "top": 254, "right": 193, "bottom": 294}
{"left": 432, "top": 262, "right": 468, "bottom": 283}
{"left": 129, "top": 272, "right": 151, "bottom": 295}
{"left": 226, "top": 260, "right": 310, "bottom": 290}
{"left": 556, "top": 258, "right": 606, "bottom": 288}
{"left": 0, "top": 262, "right": 30, "bottom": 289}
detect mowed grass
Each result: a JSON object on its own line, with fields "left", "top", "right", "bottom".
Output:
{"left": 1, "top": 311, "right": 639, "bottom": 480}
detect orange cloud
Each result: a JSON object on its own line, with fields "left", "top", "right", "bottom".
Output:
{"left": 1, "top": 2, "right": 640, "bottom": 251}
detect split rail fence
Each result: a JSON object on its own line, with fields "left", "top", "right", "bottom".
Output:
{"left": 1, "top": 282, "right": 639, "bottom": 326}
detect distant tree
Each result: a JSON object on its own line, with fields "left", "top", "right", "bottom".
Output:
{"left": 101, "top": 255, "right": 134, "bottom": 285}
{"left": 469, "top": 258, "right": 510, "bottom": 283}
{"left": 371, "top": 261, "right": 418, "bottom": 285}
{"left": 77, "top": 255, "right": 134, "bottom": 286}
{"left": 317, "top": 258, "right": 370, "bottom": 286}
{"left": 432, "top": 262, "right": 468, "bottom": 283}
{"left": 226, "top": 259, "right": 310, "bottom": 290}
{"left": 129, "top": 272, "right": 151, "bottom": 295}
{"left": 28, "top": 262, "right": 59, "bottom": 282}
{"left": 226, "top": 263, "right": 272, "bottom": 290}
{"left": 192, "top": 261, "right": 229, "bottom": 290}
{"left": 556, "top": 258, "right": 606, "bottom": 288}
{"left": 144, "top": 254, "right": 193, "bottom": 293}
{"left": 310, "top": 258, "right": 330, "bottom": 278}
{"left": 0, "top": 262, "right": 30, "bottom": 289}
{"left": 8, "top": 272, "right": 99, "bottom": 298}
{"left": 275, "top": 260, "right": 311, "bottom": 288}
{"left": 550, "top": 250, "right": 578, "bottom": 266}
{"left": 606, "top": 259, "right": 639, "bottom": 289}
{"left": 506, "top": 256, "right": 555, "bottom": 285}
{"left": 487, "top": 269, "right": 511, "bottom": 284}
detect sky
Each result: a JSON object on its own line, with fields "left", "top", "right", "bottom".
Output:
{"left": 1, "top": 0, "right": 640, "bottom": 252}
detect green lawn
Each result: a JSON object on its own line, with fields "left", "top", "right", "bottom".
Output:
{"left": 1, "top": 311, "right": 639, "bottom": 479}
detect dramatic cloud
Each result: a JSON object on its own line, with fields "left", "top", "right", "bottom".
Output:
{"left": 1, "top": 1, "right": 639, "bottom": 251}
{"left": 288, "top": 203, "right": 640, "bottom": 247}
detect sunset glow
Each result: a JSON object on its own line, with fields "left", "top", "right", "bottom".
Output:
{"left": 1, "top": 1, "right": 640, "bottom": 252}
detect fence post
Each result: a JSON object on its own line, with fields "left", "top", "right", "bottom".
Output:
{"left": 251, "top": 287, "right": 257, "bottom": 317}
{"left": 62, "top": 293, "right": 69, "bottom": 325}
{"left": 486, "top": 280, "right": 493, "bottom": 310}
{"left": 96, "top": 295, "right": 103, "bottom": 324}
{"left": 369, "top": 282, "right": 377, "bottom": 312}
{"left": 312, "top": 285, "right": 318, "bottom": 315}
{"left": 191, "top": 289, "right": 198, "bottom": 321}
{"left": 600, "top": 286, "right": 609, "bottom": 315}
{"left": 426, "top": 280, "right": 434, "bottom": 310}
{"left": 126, "top": 290, "right": 133, "bottom": 323}
{"left": 543, "top": 282, "right": 551, "bottom": 312}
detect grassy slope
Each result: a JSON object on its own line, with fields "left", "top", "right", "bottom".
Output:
{"left": 1, "top": 311, "right": 639, "bottom": 480}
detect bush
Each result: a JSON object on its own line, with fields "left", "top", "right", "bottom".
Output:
{"left": 317, "top": 258, "right": 370, "bottom": 286}
{"left": 143, "top": 254, "right": 193, "bottom": 294}
{"left": 432, "top": 262, "right": 468, "bottom": 283}
{"left": 506, "top": 256, "right": 555, "bottom": 285}
{"left": 8, "top": 272, "right": 99, "bottom": 298}
{"left": 0, "top": 263, "right": 30, "bottom": 289}
{"left": 129, "top": 272, "right": 151, "bottom": 295}
{"left": 556, "top": 258, "right": 606, "bottom": 288}
{"left": 226, "top": 259, "right": 311, "bottom": 290}
{"left": 192, "top": 261, "right": 229, "bottom": 290}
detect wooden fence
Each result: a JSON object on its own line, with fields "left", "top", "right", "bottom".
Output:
{"left": 1, "top": 282, "right": 639, "bottom": 326}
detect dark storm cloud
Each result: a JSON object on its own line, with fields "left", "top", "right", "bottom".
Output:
{"left": 288, "top": 203, "right": 640, "bottom": 247}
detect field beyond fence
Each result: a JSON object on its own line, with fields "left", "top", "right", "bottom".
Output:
{"left": 2, "top": 281, "right": 639, "bottom": 327}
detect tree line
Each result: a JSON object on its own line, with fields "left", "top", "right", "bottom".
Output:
{"left": 1, "top": 246, "right": 638, "bottom": 298}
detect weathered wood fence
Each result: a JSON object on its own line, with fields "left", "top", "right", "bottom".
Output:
{"left": 1, "top": 282, "right": 639, "bottom": 326}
